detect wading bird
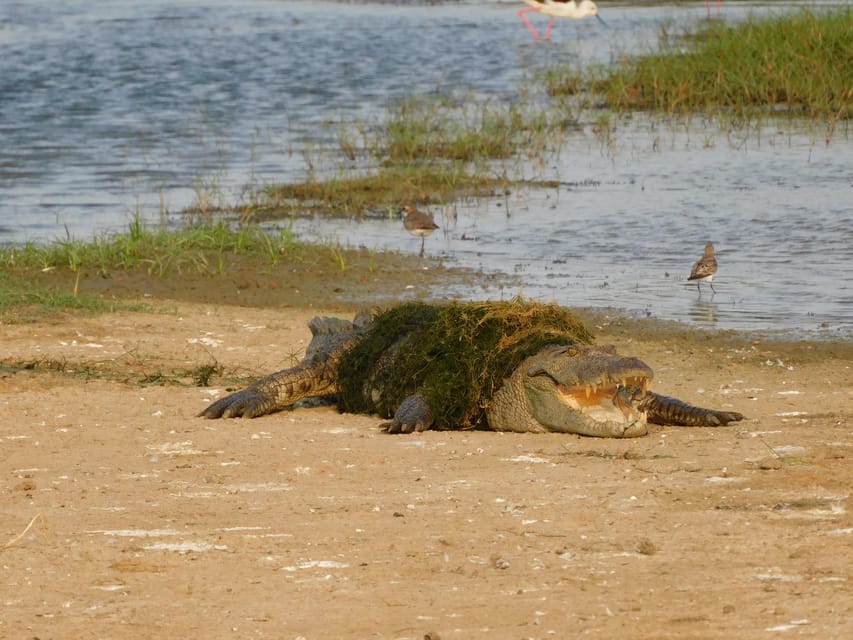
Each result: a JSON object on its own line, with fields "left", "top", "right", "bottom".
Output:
{"left": 688, "top": 243, "right": 718, "bottom": 295}
{"left": 517, "top": 0, "right": 605, "bottom": 41}
{"left": 402, "top": 205, "right": 440, "bottom": 257}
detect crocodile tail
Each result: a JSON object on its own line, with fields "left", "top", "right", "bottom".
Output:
{"left": 640, "top": 391, "right": 744, "bottom": 427}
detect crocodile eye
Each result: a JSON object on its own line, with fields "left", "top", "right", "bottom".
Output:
{"left": 565, "top": 347, "right": 579, "bottom": 357}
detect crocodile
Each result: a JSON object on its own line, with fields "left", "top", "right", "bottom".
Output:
{"left": 199, "top": 301, "right": 744, "bottom": 438}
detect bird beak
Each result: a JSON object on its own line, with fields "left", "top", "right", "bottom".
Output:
{"left": 596, "top": 15, "right": 607, "bottom": 27}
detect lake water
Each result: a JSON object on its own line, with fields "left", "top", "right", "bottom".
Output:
{"left": 1, "top": 0, "right": 850, "bottom": 339}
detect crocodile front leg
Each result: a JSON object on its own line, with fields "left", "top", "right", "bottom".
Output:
{"left": 639, "top": 391, "right": 744, "bottom": 427}
{"left": 379, "top": 393, "right": 435, "bottom": 433}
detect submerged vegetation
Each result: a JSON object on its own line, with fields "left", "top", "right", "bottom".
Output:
{"left": 251, "top": 94, "right": 562, "bottom": 218}
{"left": 548, "top": 9, "right": 853, "bottom": 121}
{"left": 379, "top": 94, "right": 553, "bottom": 163}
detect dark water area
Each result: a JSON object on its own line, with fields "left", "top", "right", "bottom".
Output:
{"left": 0, "top": 1, "right": 850, "bottom": 338}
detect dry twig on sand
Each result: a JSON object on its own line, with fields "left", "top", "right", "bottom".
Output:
{"left": 2, "top": 514, "right": 42, "bottom": 550}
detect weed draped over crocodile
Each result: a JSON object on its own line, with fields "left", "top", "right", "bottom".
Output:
{"left": 337, "top": 299, "right": 594, "bottom": 429}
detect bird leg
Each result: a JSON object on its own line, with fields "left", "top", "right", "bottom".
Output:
{"left": 517, "top": 7, "right": 543, "bottom": 41}
{"left": 544, "top": 16, "right": 554, "bottom": 41}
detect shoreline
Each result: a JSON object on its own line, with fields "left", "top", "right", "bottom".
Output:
{"left": 8, "top": 250, "right": 850, "bottom": 345}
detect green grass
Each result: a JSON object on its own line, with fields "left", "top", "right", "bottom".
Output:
{"left": 0, "top": 270, "right": 146, "bottom": 321}
{"left": 258, "top": 165, "right": 512, "bottom": 218}
{"left": 377, "top": 94, "right": 553, "bottom": 163}
{"left": 0, "top": 216, "right": 353, "bottom": 320}
{"left": 548, "top": 9, "right": 853, "bottom": 121}
{"left": 0, "top": 216, "right": 306, "bottom": 277}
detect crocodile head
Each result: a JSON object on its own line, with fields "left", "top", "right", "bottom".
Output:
{"left": 492, "top": 343, "right": 655, "bottom": 438}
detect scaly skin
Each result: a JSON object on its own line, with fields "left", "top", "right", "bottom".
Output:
{"left": 486, "top": 344, "right": 655, "bottom": 437}
{"left": 199, "top": 307, "right": 745, "bottom": 437}
{"left": 200, "top": 358, "right": 341, "bottom": 419}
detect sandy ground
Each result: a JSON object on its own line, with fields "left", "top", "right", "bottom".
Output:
{"left": 1, "top": 289, "right": 851, "bottom": 639}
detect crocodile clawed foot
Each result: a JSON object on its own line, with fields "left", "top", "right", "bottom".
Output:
{"left": 198, "top": 389, "right": 270, "bottom": 419}
{"left": 380, "top": 418, "right": 429, "bottom": 434}
{"left": 379, "top": 393, "right": 435, "bottom": 434}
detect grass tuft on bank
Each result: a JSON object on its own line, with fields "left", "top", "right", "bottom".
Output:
{"left": 0, "top": 217, "right": 310, "bottom": 277}
{"left": 548, "top": 9, "right": 853, "bottom": 120}
{"left": 0, "top": 217, "right": 355, "bottom": 320}
{"left": 0, "top": 271, "right": 145, "bottom": 322}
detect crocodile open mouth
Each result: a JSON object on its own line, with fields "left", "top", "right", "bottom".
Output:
{"left": 556, "top": 376, "right": 650, "bottom": 423}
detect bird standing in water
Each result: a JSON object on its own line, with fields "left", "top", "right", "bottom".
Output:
{"left": 517, "top": 0, "right": 605, "bottom": 42}
{"left": 402, "top": 205, "right": 440, "bottom": 257}
{"left": 688, "top": 243, "right": 718, "bottom": 295}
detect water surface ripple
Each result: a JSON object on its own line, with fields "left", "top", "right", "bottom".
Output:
{"left": 1, "top": 1, "right": 850, "bottom": 338}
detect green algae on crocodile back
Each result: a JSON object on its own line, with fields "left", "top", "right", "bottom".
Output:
{"left": 337, "top": 300, "right": 593, "bottom": 430}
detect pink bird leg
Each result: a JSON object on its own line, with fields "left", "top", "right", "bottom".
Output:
{"left": 517, "top": 7, "right": 544, "bottom": 40}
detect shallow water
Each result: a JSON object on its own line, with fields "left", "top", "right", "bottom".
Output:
{"left": 1, "top": 1, "right": 850, "bottom": 338}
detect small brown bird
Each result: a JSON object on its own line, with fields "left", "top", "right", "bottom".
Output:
{"left": 402, "top": 204, "right": 439, "bottom": 257}
{"left": 688, "top": 242, "right": 718, "bottom": 294}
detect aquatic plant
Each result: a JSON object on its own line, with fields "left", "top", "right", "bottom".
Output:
{"left": 377, "top": 93, "right": 553, "bottom": 163}
{"left": 200, "top": 88, "right": 569, "bottom": 220}
{"left": 259, "top": 164, "right": 511, "bottom": 218}
{"left": 549, "top": 9, "right": 853, "bottom": 121}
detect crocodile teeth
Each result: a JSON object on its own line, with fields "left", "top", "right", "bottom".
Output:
{"left": 585, "top": 386, "right": 592, "bottom": 399}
